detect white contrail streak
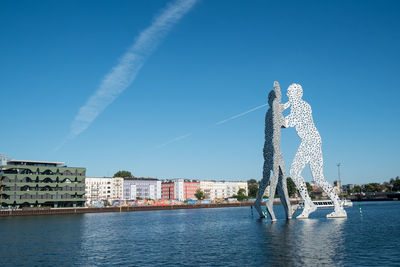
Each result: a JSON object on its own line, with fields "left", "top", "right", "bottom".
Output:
{"left": 156, "top": 133, "right": 193, "bottom": 149}
{"left": 157, "top": 103, "right": 268, "bottom": 149}
{"left": 58, "top": 0, "right": 198, "bottom": 149}
{"left": 215, "top": 103, "right": 268, "bottom": 125}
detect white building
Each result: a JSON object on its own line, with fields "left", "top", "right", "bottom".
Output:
{"left": 225, "top": 181, "right": 248, "bottom": 198}
{"left": 199, "top": 180, "right": 214, "bottom": 199}
{"left": 173, "top": 179, "right": 185, "bottom": 201}
{"left": 85, "top": 177, "right": 124, "bottom": 205}
{"left": 123, "top": 178, "right": 161, "bottom": 200}
{"left": 200, "top": 180, "right": 249, "bottom": 200}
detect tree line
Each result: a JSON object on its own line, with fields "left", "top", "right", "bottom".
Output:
{"left": 348, "top": 176, "right": 400, "bottom": 194}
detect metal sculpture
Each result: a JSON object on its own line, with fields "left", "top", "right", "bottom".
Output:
{"left": 284, "top": 83, "right": 347, "bottom": 218}
{"left": 254, "top": 82, "right": 294, "bottom": 220}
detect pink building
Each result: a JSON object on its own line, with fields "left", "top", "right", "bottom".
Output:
{"left": 161, "top": 181, "right": 175, "bottom": 200}
{"left": 184, "top": 180, "right": 200, "bottom": 200}
{"left": 161, "top": 179, "right": 200, "bottom": 200}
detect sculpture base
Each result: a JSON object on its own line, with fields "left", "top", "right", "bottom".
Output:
{"left": 326, "top": 209, "right": 347, "bottom": 218}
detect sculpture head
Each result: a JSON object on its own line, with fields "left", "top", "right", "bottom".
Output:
{"left": 287, "top": 83, "right": 303, "bottom": 102}
{"left": 273, "top": 81, "right": 282, "bottom": 100}
{"left": 268, "top": 90, "right": 276, "bottom": 106}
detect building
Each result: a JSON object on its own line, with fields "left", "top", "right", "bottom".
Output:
{"left": 199, "top": 180, "right": 249, "bottom": 200}
{"left": 161, "top": 179, "right": 184, "bottom": 201}
{"left": 212, "top": 181, "right": 226, "bottom": 199}
{"left": 342, "top": 184, "right": 354, "bottom": 194}
{"left": 123, "top": 178, "right": 161, "bottom": 200}
{"left": 225, "top": 181, "right": 248, "bottom": 198}
{"left": 183, "top": 180, "right": 200, "bottom": 200}
{"left": 333, "top": 180, "right": 342, "bottom": 195}
{"left": 161, "top": 180, "right": 175, "bottom": 200}
{"left": 161, "top": 179, "right": 199, "bottom": 201}
{"left": 161, "top": 179, "right": 249, "bottom": 201}
{"left": 85, "top": 177, "right": 124, "bottom": 205}
{"left": 0, "top": 156, "right": 86, "bottom": 208}
{"left": 199, "top": 180, "right": 214, "bottom": 199}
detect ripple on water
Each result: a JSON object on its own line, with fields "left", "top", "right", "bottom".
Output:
{"left": 1, "top": 202, "right": 400, "bottom": 266}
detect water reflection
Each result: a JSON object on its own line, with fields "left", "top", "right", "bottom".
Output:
{"left": 261, "top": 218, "right": 345, "bottom": 265}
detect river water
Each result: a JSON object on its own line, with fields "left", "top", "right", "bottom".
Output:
{"left": 1, "top": 201, "right": 399, "bottom": 266}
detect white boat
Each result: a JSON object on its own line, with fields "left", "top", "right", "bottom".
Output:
{"left": 299, "top": 199, "right": 353, "bottom": 209}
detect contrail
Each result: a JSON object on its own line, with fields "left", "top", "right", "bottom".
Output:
{"left": 157, "top": 103, "right": 268, "bottom": 149}
{"left": 215, "top": 103, "right": 267, "bottom": 125}
{"left": 156, "top": 133, "right": 193, "bottom": 149}
{"left": 57, "top": 0, "right": 198, "bottom": 149}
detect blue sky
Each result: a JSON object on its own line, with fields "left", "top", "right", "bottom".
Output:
{"left": 1, "top": 0, "right": 399, "bottom": 184}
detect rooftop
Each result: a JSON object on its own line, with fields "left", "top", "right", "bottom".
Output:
{"left": 6, "top": 159, "right": 65, "bottom": 166}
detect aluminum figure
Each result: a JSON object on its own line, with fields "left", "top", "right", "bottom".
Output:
{"left": 284, "top": 83, "right": 347, "bottom": 219}
{"left": 254, "top": 82, "right": 295, "bottom": 220}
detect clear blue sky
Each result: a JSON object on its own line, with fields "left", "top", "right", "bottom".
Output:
{"left": 1, "top": 0, "right": 399, "bottom": 184}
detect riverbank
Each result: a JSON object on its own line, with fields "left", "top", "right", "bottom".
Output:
{"left": 0, "top": 200, "right": 304, "bottom": 217}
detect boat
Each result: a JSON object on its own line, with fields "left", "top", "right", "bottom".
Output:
{"left": 298, "top": 199, "right": 353, "bottom": 209}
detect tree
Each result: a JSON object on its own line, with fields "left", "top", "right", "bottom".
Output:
{"left": 235, "top": 188, "right": 248, "bottom": 201}
{"left": 306, "top": 182, "right": 313, "bottom": 194}
{"left": 363, "top": 183, "right": 382, "bottom": 192}
{"left": 247, "top": 179, "right": 259, "bottom": 198}
{"left": 286, "top": 177, "right": 297, "bottom": 197}
{"left": 113, "top": 171, "right": 133, "bottom": 178}
{"left": 102, "top": 199, "right": 110, "bottom": 207}
{"left": 195, "top": 189, "right": 205, "bottom": 200}
{"left": 391, "top": 176, "right": 400, "bottom": 192}
{"left": 353, "top": 185, "right": 362, "bottom": 194}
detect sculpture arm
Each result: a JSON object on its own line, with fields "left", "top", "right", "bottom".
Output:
{"left": 284, "top": 112, "right": 296, "bottom": 128}
{"left": 282, "top": 102, "right": 290, "bottom": 110}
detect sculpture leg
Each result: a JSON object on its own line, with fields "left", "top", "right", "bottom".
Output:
{"left": 254, "top": 164, "right": 271, "bottom": 218}
{"left": 310, "top": 151, "right": 347, "bottom": 218}
{"left": 266, "top": 167, "right": 279, "bottom": 222}
{"left": 277, "top": 166, "right": 295, "bottom": 219}
{"left": 290, "top": 144, "right": 316, "bottom": 219}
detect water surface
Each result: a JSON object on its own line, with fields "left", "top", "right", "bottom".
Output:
{"left": 1, "top": 201, "right": 399, "bottom": 266}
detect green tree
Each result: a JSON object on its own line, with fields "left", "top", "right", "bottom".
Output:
{"left": 306, "top": 182, "right": 313, "bottom": 194}
{"left": 194, "top": 189, "right": 205, "bottom": 200}
{"left": 353, "top": 185, "right": 362, "bottom": 194}
{"left": 390, "top": 176, "right": 400, "bottom": 191}
{"left": 236, "top": 188, "right": 248, "bottom": 201}
{"left": 286, "top": 177, "right": 297, "bottom": 197}
{"left": 247, "top": 179, "right": 259, "bottom": 198}
{"left": 113, "top": 171, "right": 133, "bottom": 178}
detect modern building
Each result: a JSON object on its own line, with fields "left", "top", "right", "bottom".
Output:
{"left": 85, "top": 177, "right": 124, "bottom": 205}
{"left": 123, "top": 178, "right": 161, "bottom": 200}
{"left": 0, "top": 156, "right": 86, "bottom": 208}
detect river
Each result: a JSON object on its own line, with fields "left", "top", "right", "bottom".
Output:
{"left": 1, "top": 201, "right": 399, "bottom": 266}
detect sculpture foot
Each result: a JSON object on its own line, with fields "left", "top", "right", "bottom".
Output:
{"left": 288, "top": 204, "right": 299, "bottom": 219}
{"left": 327, "top": 208, "right": 347, "bottom": 218}
{"left": 266, "top": 201, "right": 276, "bottom": 221}
{"left": 253, "top": 203, "right": 265, "bottom": 218}
{"left": 296, "top": 202, "right": 317, "bottom": 219}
